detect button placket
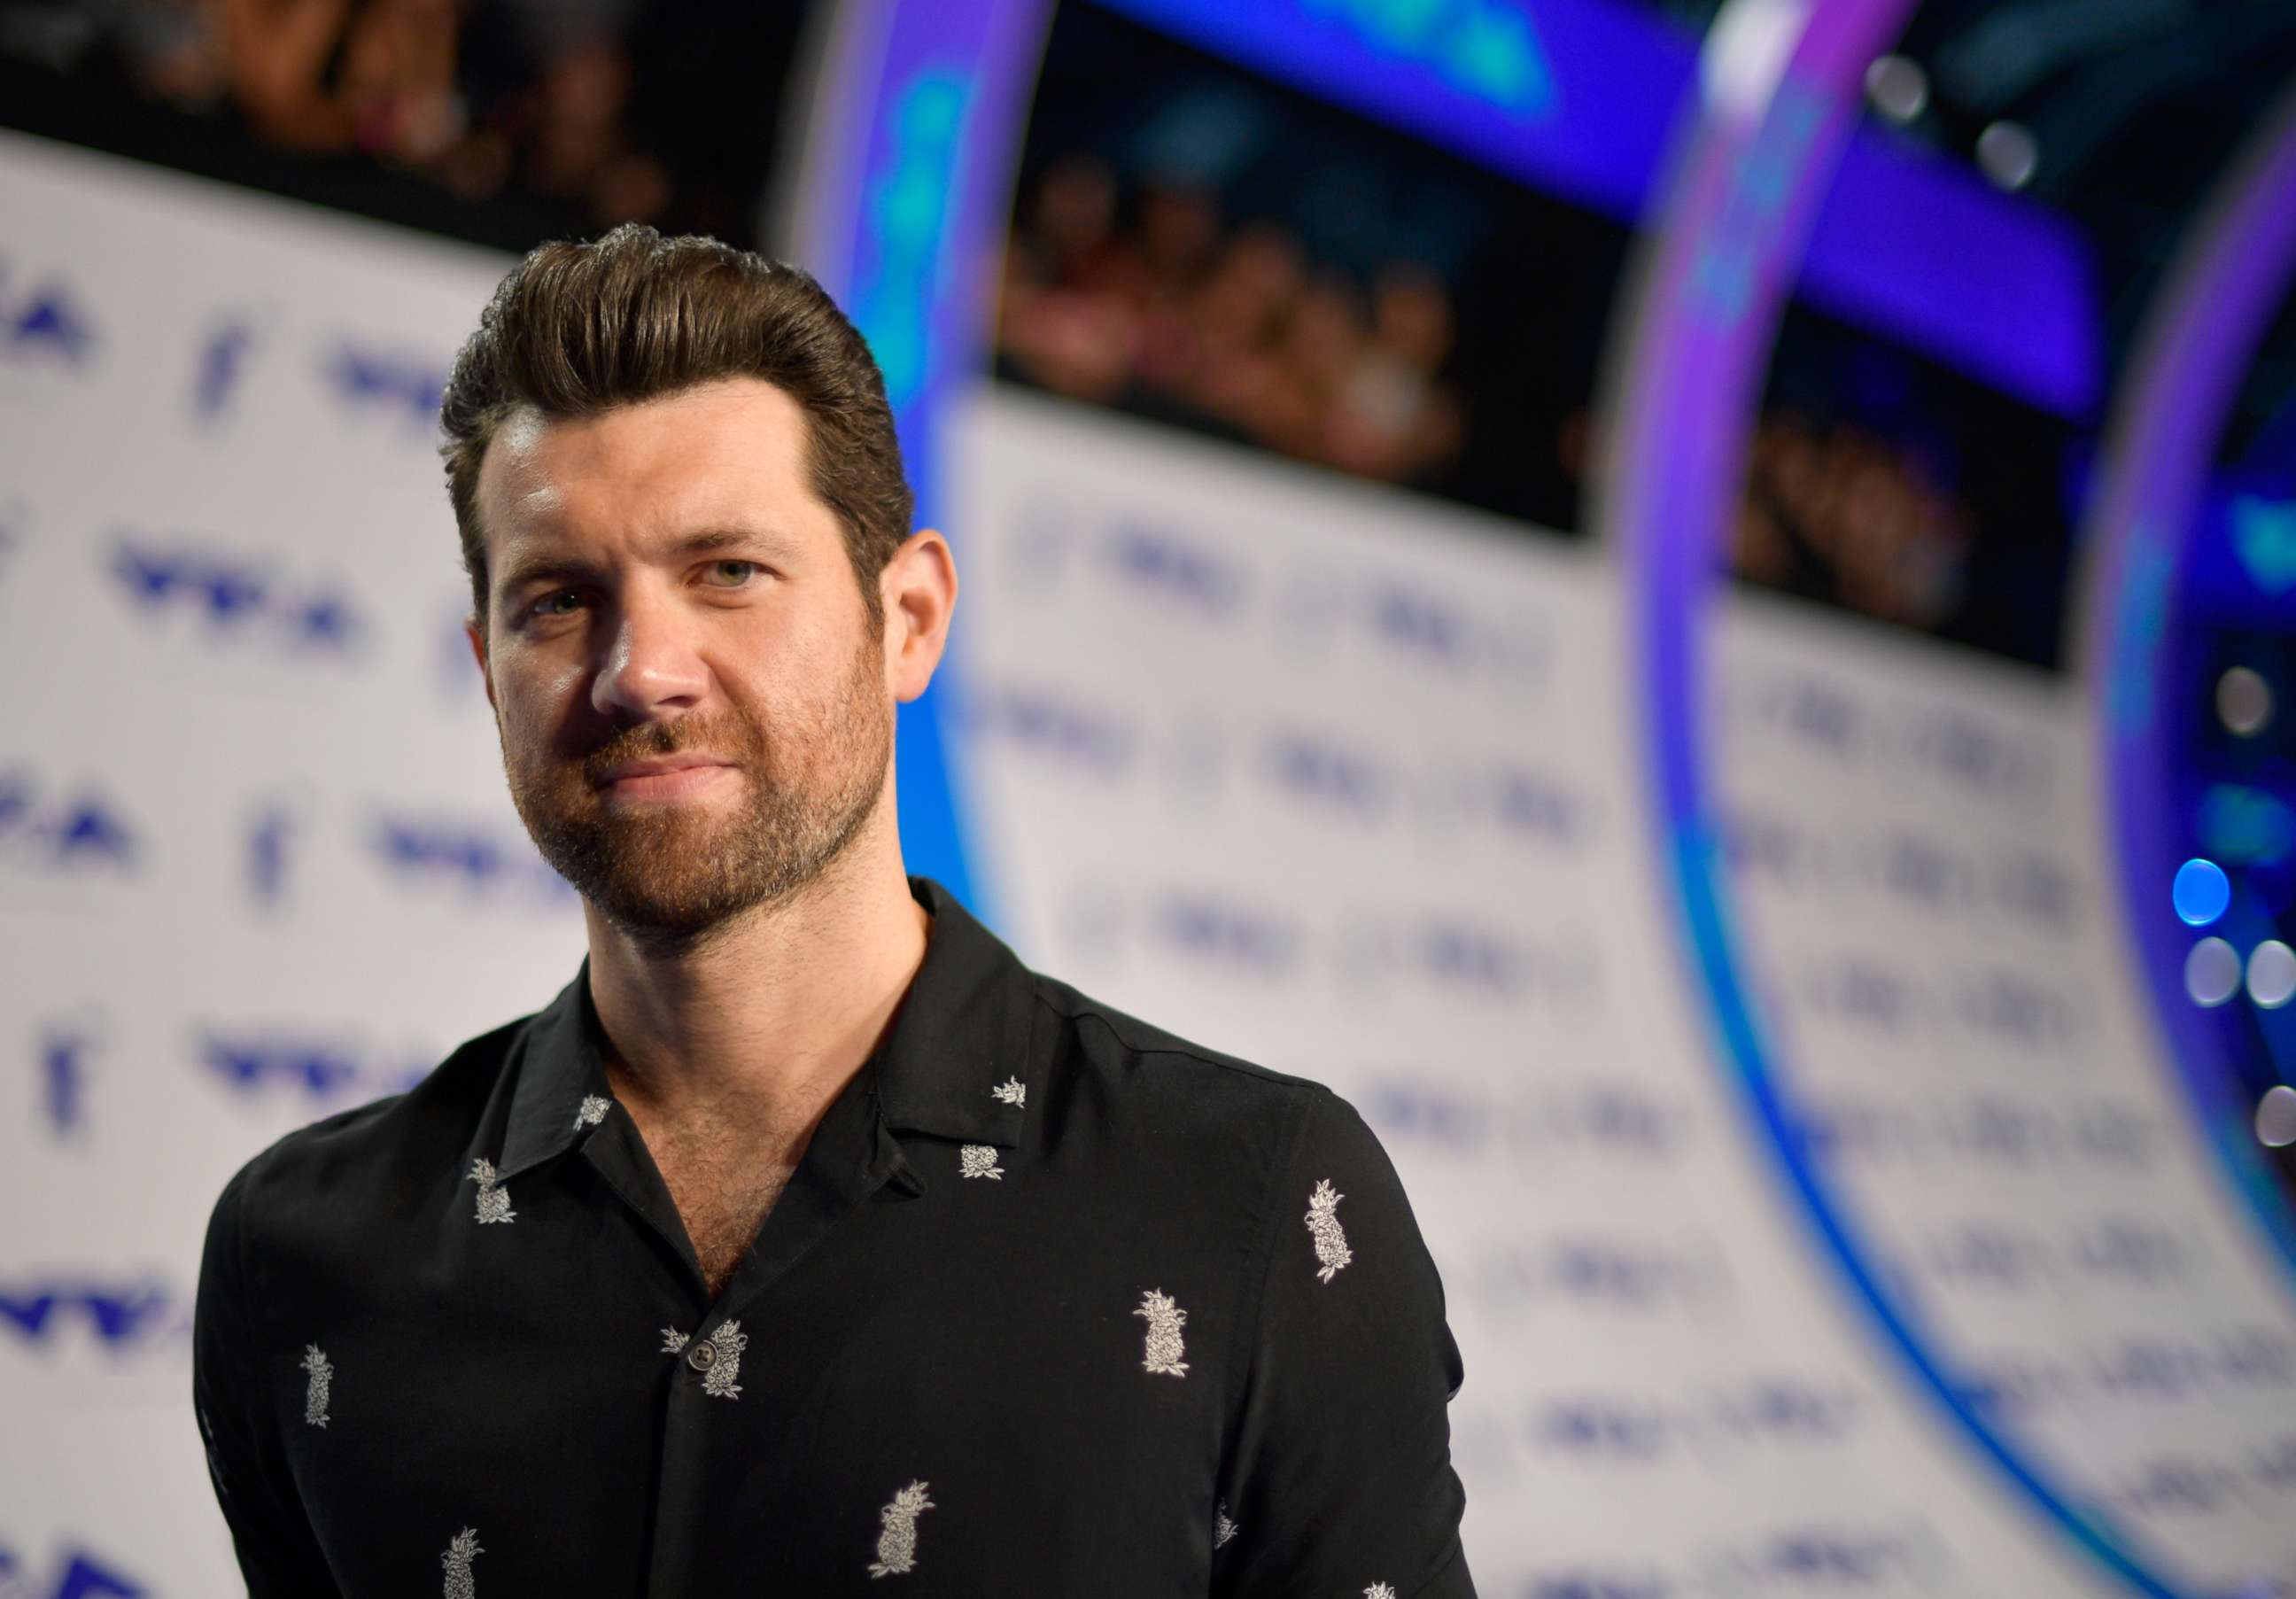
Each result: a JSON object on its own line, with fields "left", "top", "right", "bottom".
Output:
{"left": 686, "top": 1339, "right": 716, "bottom": 1374}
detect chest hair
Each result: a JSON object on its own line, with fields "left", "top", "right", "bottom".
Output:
{"left": 646, "top": 1127, "right": 799, "bottom": 1300}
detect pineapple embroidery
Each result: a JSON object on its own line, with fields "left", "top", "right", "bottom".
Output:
{"left": 467, "top": 1158, "right": 515, "bottom": 1225}
{"left": 866, "top": 1479, "right": 935, "bottom": 1578}
{"left": 1306, "top": 1178, "right": 1353, "bottom": 1283}
{"left": 573, "top": 1093, "right": 610, "bottom": 1130}
{"left": 663, "top": 1320, "right": 749, "bottom": 1399}
{"left": 1365, "top": 1586, "right": 1398, "bottom": 1599}
{"left": 1214, "top": 1502, "right": 1238, "bottom": 1549}
{"left": 440, "top": 1528, "right": 482, "bottom": 1598}
{"left": 1135, "top": 1288, "right": 1190, "bottom": 1378}
{"left": 958, "top": 1144, "right": 1004, "bottom": 1180}
{"left": 300, "top": 1344, "right": 333, "bottom": 1428}
{"left": 701, "top": 1321, "right": 749, "bottom": 1400}
{"left": 990, "top": 1076, "right": 1026, "bottom": 1107}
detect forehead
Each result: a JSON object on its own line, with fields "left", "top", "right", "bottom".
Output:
{"left": 475, "top": 376, "right": 831, "bottom": 553}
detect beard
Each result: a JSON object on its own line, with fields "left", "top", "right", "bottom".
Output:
{"left": 500, "top": 629, "right": 892, "bottom": 953}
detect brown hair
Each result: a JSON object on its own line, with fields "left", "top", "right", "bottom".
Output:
{"left": 438, "top": 223, "right": 911, "bottom": 630}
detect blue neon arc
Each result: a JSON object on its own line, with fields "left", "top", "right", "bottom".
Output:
{"left": 1610, "top": 1, "right": 2199, "bottom": 1591}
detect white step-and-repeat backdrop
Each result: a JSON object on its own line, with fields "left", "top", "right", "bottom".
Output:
{"left": 5, "top": 127, "right": 2294, "bottom": 1596}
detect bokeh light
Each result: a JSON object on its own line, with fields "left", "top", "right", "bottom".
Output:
{"left": 2258, "top": 1085, "right": 2296, "bottom": 1148}
{"left": 2249, "top": 940, "right": 2296, "bottom": 1008}
{"left": 2175, "top": 857, "right": 2233, "bottom": 926}
{"left": 2188, "top": 936, "right": 2244, "bottom": 1005}
{"left": 2218, "top": 664, "right": 2275, "bottom": 736}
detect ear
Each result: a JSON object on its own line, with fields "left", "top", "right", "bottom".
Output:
{"left": 880, "top": 528, "right": 958, "bottom": 703}
{"left": 464, "top": 615, "right": 497, "bottom": 713}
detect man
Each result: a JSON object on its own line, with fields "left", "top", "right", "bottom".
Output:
{"left": 193, "top": 223, "right": 1474, "bottom": 1596}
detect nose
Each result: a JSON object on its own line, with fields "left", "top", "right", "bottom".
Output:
{"left": 591, "top": 588, "right": 710, "bottom": 720}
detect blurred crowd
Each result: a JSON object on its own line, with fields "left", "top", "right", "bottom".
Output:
{"left": 1734, "top": 414, "right": 1975, "bottom": 632}
{"left": 0, "top": 0, "right": 766, "bottom": 240}
{"left": 1555, "top": 405, "right": 1978, "bottom": 631}
{"left": 1004, "top": 155, "right": 1981, "bottom": 638}
{"left": 998, "top": 153, "right": 1468, "bottom": 490}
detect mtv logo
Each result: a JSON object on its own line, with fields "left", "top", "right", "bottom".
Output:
{"left": 370, "top": 812, "right": 576, "bottom": 906}
{"left": 108, "top": 538, "right": 362, "bottom": 654}
{"left": 0, "top": 771, "right": 137, "bottom": 873}
{"left": 0, "top": 266, "right": 97, "bottom": 368}
{"left": 2231, "top": 494, "right": 2296, "bottom": 596}
{"left": 0, "top": 1279, "right": 176, "bottom": 1348}
{"left": 0, "top": 1546, "right": 146, "bottom": 1599}
{"left": 38, "top": 1022, "right": 100, "bottom": 1137}
{"left": 192, "top": 315, "right": 261, "bottom": 424}
{"left": 321, "top": 340, "right": 446, "bottom": 431}
{"left": 198, "top": 1031, "right": 427, "bottom": 1104}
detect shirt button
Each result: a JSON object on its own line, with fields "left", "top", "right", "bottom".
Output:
{"left": 686, "top": 1339, "right": 717, "bottom": 1373}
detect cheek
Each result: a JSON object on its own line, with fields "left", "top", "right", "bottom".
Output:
{"left": 498, "top": 664, "right": 592, "bottom": 750}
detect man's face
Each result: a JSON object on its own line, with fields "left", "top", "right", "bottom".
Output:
{"left": 468, "top": 377, "right": 893, "bottom": 946}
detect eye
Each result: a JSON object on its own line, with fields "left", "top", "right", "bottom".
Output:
{"left": 703, "top": 559, "right": 763, "bottom": 587}
{"left": 529, "top": 589, "right": 585, "bottom": 618}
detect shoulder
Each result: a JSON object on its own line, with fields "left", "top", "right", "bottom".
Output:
{"left": 212, "top": 1011, "right": 531, "bottom": 1234}
{"left": 1025, "top": 971, "right": 1382, "bottom": 1171}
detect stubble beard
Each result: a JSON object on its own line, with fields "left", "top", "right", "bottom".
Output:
{"left": 502, "top": 631, "right": 893, "bottom": 956}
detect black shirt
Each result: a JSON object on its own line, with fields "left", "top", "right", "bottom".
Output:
{"left": 193, "top": 878, "right": 1475, "bottom": 1596}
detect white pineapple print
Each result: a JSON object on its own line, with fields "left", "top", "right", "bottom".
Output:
{"left": 958, "top": 1144, "right": 1004, "bottom": 1180}
{"left": 698, "top": 1320, "right": 749, "bottom": 1400}
{"left": 866, "top": 1479, "right": 935, "bottom": 1578}
{"left": 1306, "top": 1178, "right": 1353, "bottom": 1283}
{"left": 1135, "top": 1288, "right": 1190, "bottom": 1377}
{"left": 467, "top": 1158, "right": 516, "bottom": 1224}
{"left": 659, "top": 1326, "right": 690, "bottom": 1354}
{"left": 300, "top": 1344, "right": 332, "bottom": 1428}
{"left": 1365, "top": 1585, "right": 1398, "bottom": 1599}
{"left": 573, "top": 1093, "right": 610, "bottom": 1129}
{"left": 1214, "top": 1501, "right": 1238, "bottom": 1549}
{"left": 989, "top": 1076, "right": 1026, "bottom": 1107}
{"left": 440, "top": 1527, "right": 482, "bottom": 1598}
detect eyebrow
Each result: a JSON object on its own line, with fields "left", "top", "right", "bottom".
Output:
{"left": 496, "top": 525, "right": 797, "bottom": 602}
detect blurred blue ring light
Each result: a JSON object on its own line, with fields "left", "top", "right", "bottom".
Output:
{"left": 2174, "top": 858, "right": 2232, "bottom": 925}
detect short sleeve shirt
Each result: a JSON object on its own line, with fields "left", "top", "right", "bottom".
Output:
{"left": 192, "top": 877, "right": 1476, "bottom": 1596}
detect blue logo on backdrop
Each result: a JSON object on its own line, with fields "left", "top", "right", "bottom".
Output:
{"left": 321, "top": 339, "right": 447, "bottom": 433}
{"left": 1152, "top": 893, "right": 1299, "bottom": 974}
{"left": 0, "top": 1277, "right": 178, "bottom": 1351}
{"left": 0, "top": 266, "right": 97, "bottom": 368}
{"left": 0, "top": 772, "right": 137, "bottom": 875}
{"left": 1100, "top": 521, "right": 1249, "bottom": 619}
{"left": 1369, "top": 579, "right": 1470, "bottom": 665}
{"left": 109, "top": 535, "right": 362, "bottom": 656}
{"left": 200, "top": 1031, "right": 430, "bottom": 1106}
{"left": 0, "top": 1546, "right": 147, "bottom": 1599}
{"left": 1520, "top": 1574, "right": 1668, "bottom": 1599}
{"left": 1262, "top": 729, "right": 1394, "bottom": 821}
{"left": 963, "top": 681, "right": 1136, "bottom": 776}
{"left": 191, "top": 314, "right": 262, "bottom": 424}
{"left": 244, "top": 802, "right": 297, "bottom": 909}
{"left": 37, "top": 1020, "right": 100, "bottom": 1138}
{"left": 369, "top": 811, "right": 576, "bottom": 909}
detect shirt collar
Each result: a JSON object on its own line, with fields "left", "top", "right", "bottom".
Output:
{"left": 486, "top": 876, "right": 1036, "bottom": 1185}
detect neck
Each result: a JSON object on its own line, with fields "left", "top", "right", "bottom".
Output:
{"left": 581, "top": 811, "right": 931, "bottom": 1132}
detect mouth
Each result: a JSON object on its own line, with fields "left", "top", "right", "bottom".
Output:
{"left": 595, "top": 759, "right": 737, "bottom": 802}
